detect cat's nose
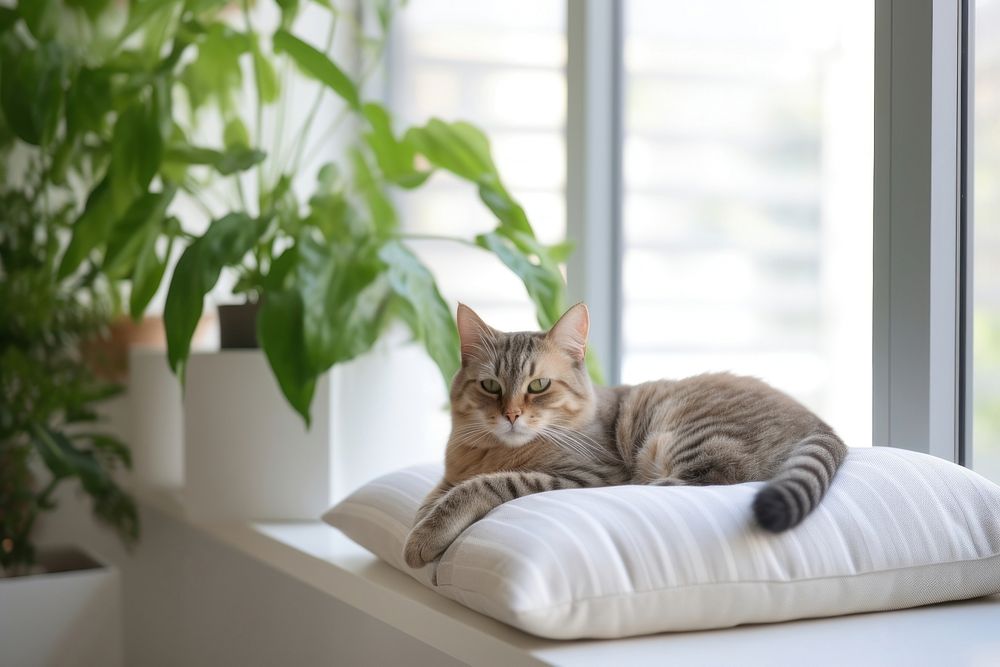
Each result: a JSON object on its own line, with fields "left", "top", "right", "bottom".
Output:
{"left": 504, "top": 408, "right": 522, "bottom": 424}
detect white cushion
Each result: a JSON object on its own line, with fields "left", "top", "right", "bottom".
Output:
{"left": 322, "top": 447, "right": 1000, "bottom": 639}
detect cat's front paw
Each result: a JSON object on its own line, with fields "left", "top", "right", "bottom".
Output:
{"left": 403, "top": 521, "right": 452, "bottom": 568}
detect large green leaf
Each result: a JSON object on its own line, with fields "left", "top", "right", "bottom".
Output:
{"left": 164, "top": 213, "right": 263, "bottom": 379}
{"left": 273, "top": 28, "right": 360, "bottom": 110}
{"left": 296, "top": 234, "right": 386, "bottom": 371}
{"left": 0, "top": 32, "right": 68, "bottom": 147}
{"left": 476, "top": 231, "right": 565, "bottom": 329}
{"left": 350, "top": 148, "right": 396, "bottom": 235}
{"left": 257, "top": 289, "right": 316, "bottom": 425}
{"left": 0, "top": 8, "right": 18, "bottom": 33}
{"left": 129, "top": 225, "right": 173, "bottom": 320}
{"left": 406, "top": 119, "right": 533, "bottom": 236}
{"left": 58, "top": 95, "right": 165, "bottom": 279}
{"left": 17, "top": 0, "right": 59, "bottom": 42}
{"left": 109, "top": 98, "right": 163, "bottom": 207}
{"left": 57, "top": 176, "right": 118, "bottom": 278}
{"left": 102, "top": 187, "right": 176, "bottom": 279}
{"left": 404, "top": 119, "right": 492, "bottom": 183}
{"left": 179, "top": 23, "right": 250, "bottom": 112}
{"left": 362, "top": 103, "right": 430, "bottom": 188}
{"left": 66, "top": 67, "right": 111, "bottom": 138}
{"left": 379, "top": 241, "right": 459, "bottom": 386}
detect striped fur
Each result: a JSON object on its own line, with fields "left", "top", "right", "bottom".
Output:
{"left": 403, "top": 304, "right": 848, "bottom": 568}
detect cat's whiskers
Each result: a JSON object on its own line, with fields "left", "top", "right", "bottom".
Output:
{"left": 537, "top": 426, "right": 600, "bottom": 461}
{"left": 541, "top": 423, "right": 616, "bottom": 463}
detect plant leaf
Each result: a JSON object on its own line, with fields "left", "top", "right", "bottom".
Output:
{"left": 57, "top": 176, "right": 117, "bottom": 278}
{"left": 476, "top": 231, "right": 565, "bottom": 329}
{"left": 179, "top": 23, "right": 250, "bottom": 112}
{"left": 223, "top": 117, "right": 250, "bottom": 148}
{"left": 17, "top": 0, "right": 59, "bottom": 42}
{"left": 406, "top": 119, "right": 533, "bottom": 236}
{"left": 103, "top": 187, "right": 176, "bottom": 279}
{"left": 129, "top": 225, "right": 173, "bottom": 320}
{"left": 296, "top": 233, "right": 386, "bottom": 370}
{"left": 164, "top": 143, "right": 266, "bottom": 175}
{"left": 362, "top": 103, "right": 430, "bottom": 188}
{"left": 252, "top": 40, "right": 279, "bottom": 103}
{"left": 0, "top": 32, "right": 68, "bottom": 147}
{"left": 379, "top": 241, "right": 459, "bottom": 386}
{"left": 109, "top": 98, "right": 164, "bottom": 207}
{"left": 164, "top": 213, "right": 263, "bottom": 379}
{"left": 350, "top": 148, "right": 396, "bottom": 235}
{"left": 66, "top": 67, "right": 112, "bottom": 138}
{"left": 257, "top": 289, "right": 316, "bottom": 425}
{"left": 273, "top": 28, "right": 360, "bottom": 110}
{"left": 0, "top": 8, "right": 18, "bottom": 33}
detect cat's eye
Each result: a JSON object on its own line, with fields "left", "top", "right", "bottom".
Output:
{"left": 527, "top": 378, "right": 551, "bottom": 394}
{"left": 480, "top": 379, "right": 502, "bottom": 395}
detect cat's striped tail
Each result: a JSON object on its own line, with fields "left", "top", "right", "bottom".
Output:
{"left": 752, "top": 429, "right": 848, "bottom": 532}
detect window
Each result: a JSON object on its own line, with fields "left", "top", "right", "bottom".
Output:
{"left": 388, "top": 0, "right": 566, "bottom": 332}
{"left": 975, "top": 0, "right": 1000, "bottom": 481}
{"left": 622, "top": 0, "right": 874, "bottom": 448}
{"left": 377, "top": 1, "right": 970, "bottom": 476}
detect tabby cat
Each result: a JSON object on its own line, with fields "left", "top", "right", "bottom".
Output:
{"left": 403, "top": 303, "right": 847, "bottom": 568}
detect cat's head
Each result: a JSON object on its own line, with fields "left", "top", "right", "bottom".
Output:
{"left": 449, "top": 303, "right": 595, "bottom": 448}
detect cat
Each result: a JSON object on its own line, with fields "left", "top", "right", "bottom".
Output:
{"left": 403, "top": 302, "right": 848, "bottom": 569}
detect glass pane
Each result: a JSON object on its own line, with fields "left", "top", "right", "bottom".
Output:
{"left": 622, "top": 1, "right": 874, "bottom": 448}
{"left": 974, "top": 0, "right": 1000, "bottom": 482}
{"left": 389, "top": 0, "right": 566, "bottom": 332}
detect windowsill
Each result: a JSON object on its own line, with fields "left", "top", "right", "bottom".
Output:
{"left": 136, "top": 489, "right": 1000, "bottom": 666}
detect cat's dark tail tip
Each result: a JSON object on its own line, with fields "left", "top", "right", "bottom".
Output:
{"left": 752, "top": 487, "right": 795, "bottom": 533}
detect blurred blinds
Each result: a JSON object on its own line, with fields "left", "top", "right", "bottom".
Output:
{"left": 622, "top": 0, "right": 874, "bottom": 448}
{"left": 975, "top": 0, "right": 1000, "bottom": 482}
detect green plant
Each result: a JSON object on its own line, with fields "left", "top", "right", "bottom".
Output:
{"left": 157, "top": 0, "right": 580, "bottom": 423}
{"left": 0, "top": 183, "right": 138, "bottom": 576}
{"left": 4, "top": 0, "right": 581, "bottom": 427}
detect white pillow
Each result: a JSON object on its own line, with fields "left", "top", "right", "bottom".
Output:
{"left": 322, "top": 447, "right": 1000, "bottom": 639}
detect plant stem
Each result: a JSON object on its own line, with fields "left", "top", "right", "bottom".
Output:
{"left": 397, "top": 233, "right": 481, "bottom": 249}
{"left": 234, "top": 173, "right": 249, "bottom": 213}
{"left": 299, "top": 34, "right": 389, "bottom": 175}
{"left": 267, "top": 58, "right": 292, "bottom": 188}
{"left": 242, "top": 0, "right": 265, "bottom": 209}
{"left": 287, "top": 14, "right": 339, "bottom": 176}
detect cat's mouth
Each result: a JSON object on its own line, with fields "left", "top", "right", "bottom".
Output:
{"left": 492, "top": 421, "right": 537, "bottom": 447}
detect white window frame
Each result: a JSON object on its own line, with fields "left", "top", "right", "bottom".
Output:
{"left": 872, "top": 0, "right": 972, "bottom": 462}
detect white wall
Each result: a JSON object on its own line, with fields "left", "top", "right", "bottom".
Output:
{"left": 34, "top": 492, "right": 463, "bottom": 667}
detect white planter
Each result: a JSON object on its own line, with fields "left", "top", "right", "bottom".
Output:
{"left": 183, "top": 350, "right": 332, "bottom": 521}
{"left": 127, "top": 348, "right": 184, "bottom": 492}
{"left": 0, "top": 547, "right": 123, "bottom": 667}
{"left": 330, "top": 336, "right": 451, "bottom": 502}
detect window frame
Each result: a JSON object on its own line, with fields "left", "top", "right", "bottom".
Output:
{"left": 871, "top": 0, "right": 972, "bottom": 462}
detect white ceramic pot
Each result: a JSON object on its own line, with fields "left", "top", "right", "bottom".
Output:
{"left": 0, "top": 546, "right": 123, "bottom": 667}
{"left": 182, "top": 350, "right": 333, "bottom": 521}
{"left": 127, "top": 348, "right": 185, "bottom": 493}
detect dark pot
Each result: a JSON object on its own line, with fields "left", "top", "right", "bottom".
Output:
{"left": 218, "top": 302, "right": 261, "bottom": 349}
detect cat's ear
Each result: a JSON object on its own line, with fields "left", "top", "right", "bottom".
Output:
{"left": 546, "top": 303, "right": 589, "bottom": 362}
{"left": 456, "top": 303, "right": 496, "bottom": 365}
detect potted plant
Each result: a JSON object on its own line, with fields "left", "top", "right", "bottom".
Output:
{"left": 155, "top": 0, "right": 577, "bottom": 517}
{"left": 3, "top": 0, "right": 584, "bottom": 520}
{"left": 0, "top": 176, "right": 133, "bottom": 666}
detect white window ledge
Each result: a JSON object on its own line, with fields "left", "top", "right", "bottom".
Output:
{"left": 135, "top": 490, "right": 1000, "bottom": 667}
